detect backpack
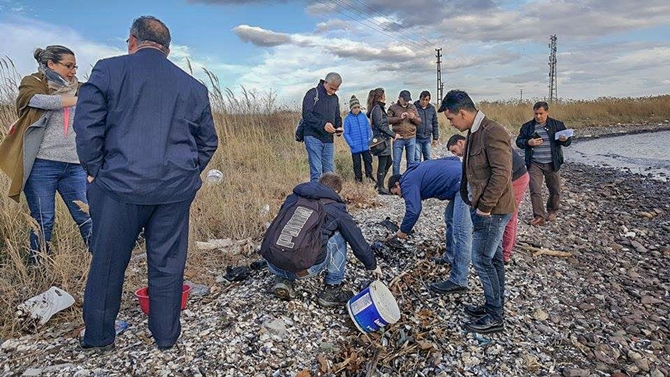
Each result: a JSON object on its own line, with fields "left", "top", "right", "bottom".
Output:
{"left": 260, "top": 196, "right": 332, "bottom": 272}
{"left": 295, "top": 87, "right": 319, "bottom": 142}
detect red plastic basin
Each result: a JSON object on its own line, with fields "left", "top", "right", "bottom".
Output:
{"left": 134, "top": 284, "right": 191, "bottom": 315}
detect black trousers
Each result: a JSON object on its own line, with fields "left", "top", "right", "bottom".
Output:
{"left": 82, "top": 182, "right": 193, "bottom": 348}
{"left": 352, "top": 151, "right": 373, "bottom": 182}
{"left": 376, "top": 155, "right": 392, "bottom": 189}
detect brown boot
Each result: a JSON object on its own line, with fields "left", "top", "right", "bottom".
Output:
{"left": 529, "top": 216, "right": 546, "bottom": 226}
{"left": 546, "top": 211, "right": 558, "bottom": 221}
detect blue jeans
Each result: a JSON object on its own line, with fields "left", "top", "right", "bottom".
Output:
{"left": 24, "top": 158, "right": 92, "bottom": 259}
{"left": 444, "top": 195, "right": 473, "bottom": 287}
{"left": 392, "top": 137, "right": 416, "bottom": 175}
{"left": 267, "top": 232, "right": 347, "bottom": 285}
{"left": 470, "top": 211, "right": 511, "bottom": 321}
{"left": 415, "top": 138, "right": 432, "bottom": 161}
{"left": 305, "top": 136, "right": 334, "bottom": 182}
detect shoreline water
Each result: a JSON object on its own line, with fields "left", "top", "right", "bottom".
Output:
{"left": 570, "top": 121, "right": 670, "bottom": 141}
{"left": 565, "top": 125, "right": 670, "bottom": 182}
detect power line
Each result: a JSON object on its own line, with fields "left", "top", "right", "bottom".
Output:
{"left": 347, "top": 0, "right": 434, "bottom": 48}
{"left": 332, "top": 0, "right": 433, "bottom": 51}
{"left": 326, "top": 0, "right": 429, "bottom": 51}
{"left": 314, "top": 0, "right": 430, "bottom": 52}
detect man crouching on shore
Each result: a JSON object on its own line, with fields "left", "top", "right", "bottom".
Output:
{"left": 260, "top": 173, "right": 381, "bottom": 307}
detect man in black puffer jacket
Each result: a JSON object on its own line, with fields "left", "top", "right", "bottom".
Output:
{"left": 414, "top": 91, "right": 439, "bottom": 161}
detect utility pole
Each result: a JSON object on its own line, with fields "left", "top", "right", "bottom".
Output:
{"left": 548, "top": 35, "right": 557, "bottom": 103}
{"left": 520, "top": 88, "right": 523, "bottom": 103}
{"left": 435, "top": 48, "right": 444, "bottom": 103}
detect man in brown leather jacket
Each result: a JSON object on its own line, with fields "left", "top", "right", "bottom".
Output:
{"left": 438, "top": 89, "right": 515, "bottom": 334}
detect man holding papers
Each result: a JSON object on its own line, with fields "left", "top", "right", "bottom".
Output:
{"left": 516, "top": 101, "right": 572, "bottom": 225}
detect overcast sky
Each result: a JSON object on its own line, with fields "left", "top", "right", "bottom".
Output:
{"left": 1, "top": 0, "right": 669, "bottom": 107}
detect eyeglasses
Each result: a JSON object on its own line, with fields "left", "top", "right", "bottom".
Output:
{"left": 57, "top": 62, "right": 78, "bottom": 70}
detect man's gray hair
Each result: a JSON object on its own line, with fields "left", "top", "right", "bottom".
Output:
{"left": 130, "top": 16, "right": 171, "bottom": 49}
{"left": 324, "top": 72, "right": 342, "bottom": 85}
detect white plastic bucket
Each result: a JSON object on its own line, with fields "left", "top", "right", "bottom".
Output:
{"left": 346, "top": 280, "right": 401, "bottom": 333}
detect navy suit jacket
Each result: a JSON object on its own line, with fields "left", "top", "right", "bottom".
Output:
{"left": 74, "top": 48, "right": 219, "bottom": 205}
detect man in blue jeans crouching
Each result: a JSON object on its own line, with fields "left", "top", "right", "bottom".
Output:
{"left": 261, "top": 173, "right": 381, "bottom": 307}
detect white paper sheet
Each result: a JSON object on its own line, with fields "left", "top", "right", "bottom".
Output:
{"left": 555, "top": 129, "right": 574, "bottom": 140}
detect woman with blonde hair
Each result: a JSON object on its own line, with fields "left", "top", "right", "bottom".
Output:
{"left": 0, "top": 45, "right": 91, "bottom": 264}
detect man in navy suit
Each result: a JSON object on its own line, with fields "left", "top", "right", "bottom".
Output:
{"left": 74, "top": 16, "right": 218, "bottom": 352}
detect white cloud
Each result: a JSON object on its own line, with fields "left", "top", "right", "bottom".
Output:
{"left": 232, "top": 25, "right": 292, "bottom": 47}
{"left": 4, "top": 0, "right": 669, "bottom": 107}
{"left": 0, "top": 16, "right": 247, "bottom": 98}
{"left": 315, "top": 19, "right": 351, "bottom": 34}
{"left": 0, "top": 17, "right": 124, "bottom": 79}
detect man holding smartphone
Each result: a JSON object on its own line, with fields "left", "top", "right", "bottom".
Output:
{"left": 516, "top": 101, "right": 571, "bottom": 226}
{"left": 301, "top": 73, "right": 343, "bottom": 182}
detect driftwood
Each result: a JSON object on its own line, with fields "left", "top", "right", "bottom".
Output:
{"left": 365, "top": 348, "right": 381, "bottom": 377}
{"left": 389, "top": 271, "right": 409, "bottom": 288}
{"left": 518, "top": 243, "right": 573, "bottom": 258}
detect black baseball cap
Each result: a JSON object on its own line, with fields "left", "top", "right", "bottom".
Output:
{"left": 399, "top": 90, "right": 411, "bottom": 101}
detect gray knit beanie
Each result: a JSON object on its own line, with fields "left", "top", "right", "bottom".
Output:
{"left": 349, "top": 95, "right": 360, "bottom": 110}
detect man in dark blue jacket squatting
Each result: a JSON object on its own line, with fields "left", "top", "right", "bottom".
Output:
{"left": 264, "top": 173, "right": 382, "bottom": 307}
{"left": 74, "top": 16, "right": 218, "bottom": 352}
{"left": 387, "top": 157, "right": 473, "bottom": 295}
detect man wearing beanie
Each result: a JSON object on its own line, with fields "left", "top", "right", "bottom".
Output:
{"left": 343, "top": 95, "right": 374, "bottom": 183}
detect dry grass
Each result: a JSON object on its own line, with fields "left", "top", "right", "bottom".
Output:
{"left": 478, "top": 95, "right": 670, "bottom": 130}
{"left": 0, "top": 57, "right": 669, "bottom": 338}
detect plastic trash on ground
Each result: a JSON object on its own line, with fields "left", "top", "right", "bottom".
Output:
{"left": 80, "top": 320, "right": 129, "bottom": 338}
{"left": 17, "top": 287, "right": 75, "bottom": 326}
{"left": 205, "top": 169, "right": 224, "bottom": 184}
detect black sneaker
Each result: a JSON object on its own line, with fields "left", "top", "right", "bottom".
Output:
{"left": 429, "top": 280, "right": 468, "bottom": 295}
{"left": 377, "top": 187, "right": 392, "bottom": 195}
{"left": 463, "top": 304, "right": 487, "bottom": 319}
{"left": 157, "top": 343, "right": 178, "bottom": 352}
{"left": 464, "top": 314, "right": 504, "bottom": 334}
{"left": 272, "top": 277, "right": 296, "bottom": 300}
{"left": 78, "top": 339, "right": 115, "bottom": 354}
{"left": 317, "top": 284, "right": 354, "bottom": 307}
